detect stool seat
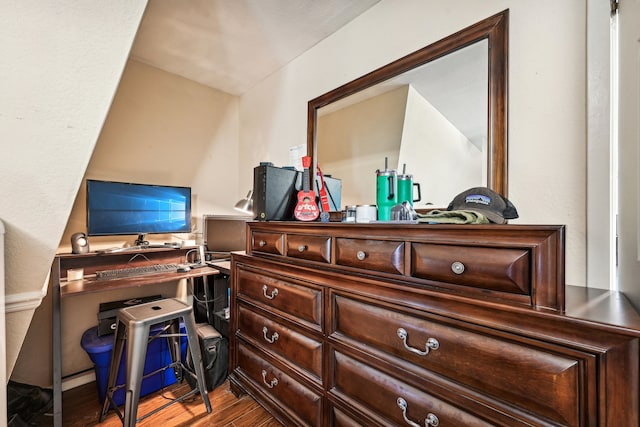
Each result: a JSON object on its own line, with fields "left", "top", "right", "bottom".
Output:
{"left": 100, "top": 298, "right": 212, "bottom": 426}
{"left": 119, "top": 297, "right": 195, "bottom": 326}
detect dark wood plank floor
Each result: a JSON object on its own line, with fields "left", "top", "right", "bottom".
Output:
{"left": 35, "top": 380, "right": 282, "bottom": 427}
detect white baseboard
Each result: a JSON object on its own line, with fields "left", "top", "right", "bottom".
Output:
{"left": 62, "top": 371, "right": 95, "bottom": 392}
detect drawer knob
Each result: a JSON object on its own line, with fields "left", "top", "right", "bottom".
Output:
{"left": 451, "top": 261, "right": 465, "bottom": 274}
{"left": 262, "top": 326, "right": 279, "bottom": 344}
{"left": 397, "top": 328, "right": 439, "bottom": 356}
{"left": 261, "top": 370, "right": 278, "bottom": 389}
{"left": 298, "top": 245, "right": 307, "bottom": 252}
{"left": 397, "top": 397, "right": 439, "bottom": 427}
{"left": 356, "top": 250, "right": 367, "bottom": 261}
{"left": 262, "top": 284, "right": 279, "bottom": 300}
{"left": 259, "top": 240, "right": 267, "bottom": 247}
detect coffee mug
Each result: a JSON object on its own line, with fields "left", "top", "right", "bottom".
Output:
{"left": 355, "top": 205, "right": 377, "bottom": 223}
{"left": 397, "top": 174, "right": 421, "bottom": 206}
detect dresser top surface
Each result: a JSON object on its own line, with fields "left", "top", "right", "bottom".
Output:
{"left": 564, "top": 285, "right": 640, "bottom": 331}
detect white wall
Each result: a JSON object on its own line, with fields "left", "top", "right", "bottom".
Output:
{"left": 61, "top": 60, "right": 241, "bottom": 250}
{"left": 0, "top": 0, "right": 148, "bottom": 380}
{"left": 586, "top": 0, "right": 614, "bottom": 288}
{"left": 238, "top": 0, "right": 587, "bottom": 285}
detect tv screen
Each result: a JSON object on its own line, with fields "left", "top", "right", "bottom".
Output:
{"left": 86, "top": 179, "right": 191, "bottom": 237}
{"left": 203, "top": 215, "right": 251, "bottom": 256}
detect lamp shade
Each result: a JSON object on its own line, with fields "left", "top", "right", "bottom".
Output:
{"left": 234, "top": 190, "right": 254, "bottom": 215}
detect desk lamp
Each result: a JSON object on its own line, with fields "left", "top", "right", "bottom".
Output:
{"left": 234, "top": 190, "right": 254, "bottom": 215}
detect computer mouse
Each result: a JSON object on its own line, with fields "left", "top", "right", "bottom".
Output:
{"left": 177, "top": 265, "right": 191, "bottom": 273}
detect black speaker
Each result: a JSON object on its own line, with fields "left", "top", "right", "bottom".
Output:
{"left": 71, "top": 232, "right": 90, "bottom": 254}
{"left": 253, "top": 164, "right": 300, "bottom": 221}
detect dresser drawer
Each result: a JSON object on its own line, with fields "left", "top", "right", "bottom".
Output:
{"left": 237, "top": 342, "right": 322, "bottom": 426}
{"left": 331, "top": 350, "right": 494, "bottom": 427}
{"left": 237, "top": 303, "right": 323, "bottom": 382}
{"left": 335, "top": 238, "right": 404, "bottom": 275}
{"left": 330, "top": 407, "right": 368, "bottom": 427}
{"left": 286, "top": 233, "right": 331, "bottom": 263}
{"left": 332, "top": 294, "right": 586, "bottom": 426}
{"left": 411, "top": 243, "right": 530, "bottom": 295}
{"left": 235, "top": 266, "right": 322, "bottom": 329}
{"left": 251, "top": 231, "right": 284, "bottom": 255}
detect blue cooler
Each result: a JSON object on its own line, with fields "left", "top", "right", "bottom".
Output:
{"left": 80, "top": 323, "right": 187, "bottom": 406}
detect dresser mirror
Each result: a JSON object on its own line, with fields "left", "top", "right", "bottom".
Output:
{"left": 307, "top": 10, "right": 508, "bottom": 209}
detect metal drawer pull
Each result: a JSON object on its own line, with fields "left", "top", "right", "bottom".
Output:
{"left": 298, "top": 245, "right": 307, "bottom": 252}
{"left": 261, "top": 370, "right": 278, "bottom": 388}
{"left": 397, "top": 328, "right": 439, "bottom": 356}
{"left": 262, "top": 326, "right": 279, "bottom": 343}
{"left": 262, "top": 284, "right": 279, "bottom": 299}
{"left": 397, "top": 397, "right": 439, "bottom": 427}
{"left": 259, "top": 240, "right": 267, "bottom": 247}
{"left": 356, "top": 250, "right": 367, "bottom": 261}
{"left": 451, "top": 261, "right": 465, "bottom": 274}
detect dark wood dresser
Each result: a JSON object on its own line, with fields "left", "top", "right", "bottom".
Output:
{"left": 229, "top": 222, "right": 640, "bottom": 426}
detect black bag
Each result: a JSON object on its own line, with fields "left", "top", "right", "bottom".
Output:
{"left": 7, "top": 380, "right": 53, "bottom": 425}
{"left": 186, "top": 323, "right": 229, "bottom": 391}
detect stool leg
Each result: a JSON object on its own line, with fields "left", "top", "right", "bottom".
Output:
{"left": 123, "top": 321, "right": 150, "bottom": 427}
{"left": 100, "top": 319, "right": 126, "bottom": 421}
{"left": 166, "top": 320, "right": 182, "bottom": 381}
{"left": 183, "top": 313, "right": 212, "bottom": 413}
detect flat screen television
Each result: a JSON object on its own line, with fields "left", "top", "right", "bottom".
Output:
{"left": 203, "top": 215, "right": 252, "bottom": 259}
{"left": 86, "top": 179, "right": 191, "bottom": 245}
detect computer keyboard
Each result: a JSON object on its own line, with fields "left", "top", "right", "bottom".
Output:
{"left": 95, "top": 263, "right": 180, "bottom": 280}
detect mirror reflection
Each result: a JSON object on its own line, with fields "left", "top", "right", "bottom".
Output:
{"left": 317, "top": 40, "right": 488, "bottom": 207}
{"left": 308, "top": 10, "right": 508, "bottom": 211}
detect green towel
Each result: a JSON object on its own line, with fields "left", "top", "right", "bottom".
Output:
{"left": 417, "top": 209, "right": 490, "bottom": 224}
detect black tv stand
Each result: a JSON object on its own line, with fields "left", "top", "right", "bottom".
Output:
{"left": 97, "top": 243, "right": 182, "bottom": 254}
{"left": 142, "top": 243, "right": 182, "bottom": 249}
{"left": 134, "top": 234, "right": 149, "bottom": 246}
{"left": 134, "top": 235, "right": 182, "bottom": 248}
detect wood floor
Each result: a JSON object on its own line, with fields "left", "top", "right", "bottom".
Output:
{"left": 36, "top": 380, "right": 282, "bottom": 427}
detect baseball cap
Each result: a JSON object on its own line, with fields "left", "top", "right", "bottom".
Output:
{"left": 447, "top": 187, "right": 518, "bottom": 224}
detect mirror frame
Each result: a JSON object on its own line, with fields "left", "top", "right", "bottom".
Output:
{"left": 307, "top": 9, "right": 508, "bottom": 202}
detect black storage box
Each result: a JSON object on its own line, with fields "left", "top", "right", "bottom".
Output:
{"left": 192, "top": 274, "right": 229, "bottom": 325}
{"left": 97, "top": 295, "right": 164, "bottom": 336}
{"left": 253, "top": 163, "right": 300, "bottom": 221}
{"left": 213, "top": 309, "right": 230, "bottom": 339}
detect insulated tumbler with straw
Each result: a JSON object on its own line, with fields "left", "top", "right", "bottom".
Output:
{"left": 376, "top": 157, "right": 397, "bottom": 221}
{"left": 397, "top": 163, "right": 421, "bottom": 206}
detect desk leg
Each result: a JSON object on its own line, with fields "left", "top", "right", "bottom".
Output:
{"left": 51, "top": 259, "right": 62, "bottom": 427}
{"left": 202, "top": 275, "right": 211, "bottom": 325}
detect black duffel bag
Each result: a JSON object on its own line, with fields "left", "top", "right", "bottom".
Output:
{"left": 185, "top": 323, "right": 229, "bottom": 391}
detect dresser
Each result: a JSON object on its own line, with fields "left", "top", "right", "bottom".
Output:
{"left": 229, "top": 222, "right": 640, "bottom": 426}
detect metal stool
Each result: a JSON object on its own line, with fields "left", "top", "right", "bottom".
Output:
{"left": 100, "top": 298, "right": 212, "bottom": 426}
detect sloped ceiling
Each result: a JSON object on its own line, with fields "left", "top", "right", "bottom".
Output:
{"left": 129, "top": 0, "right": 381, "bottom": 95}
{"left": 128, "top": 0, "right": 484, "bottom": 148}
